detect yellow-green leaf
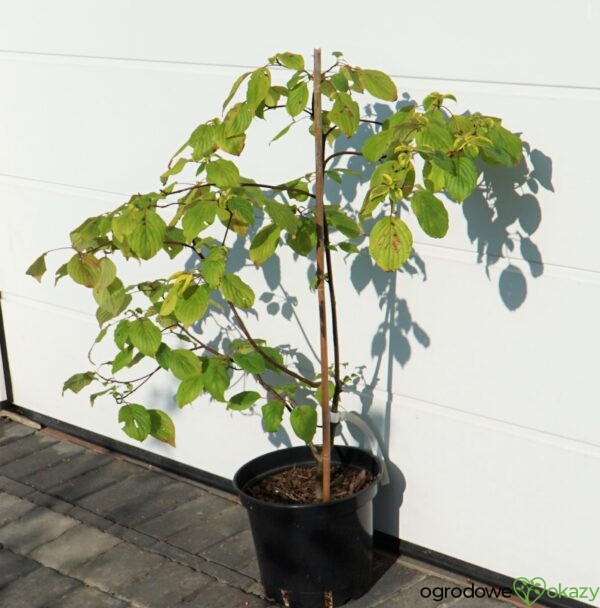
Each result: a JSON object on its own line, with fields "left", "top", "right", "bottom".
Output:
{"left": 368, "top": 216, "right": 413, "bottom": 271}
{"left": 129, "top": 211, "right": 166, "bottom": 260}
{"left": 128, "top": 318, "right": 161, "bottom": 356}
{"left": 221, "top": 275, "right": 255, "bottom": 309}
{"left": 411, "top": 190, "right": 449, "bottom": 238}
{"left": 249, "top": 224, "right": 281, "bottom": 265}
{"left": 148, "top": 409, "right": 176, "bottom": 446}
{"left": 26, "top": 253, "right": 47, "bottom": 283}
{"left": 67, "top": 253, "right": 101, "bottom": 288}
{"left": 360, "top": 69, "right": 398, "bottom": 101}
{"left": 290, "top": 405, "right": 317, "bottom": 443}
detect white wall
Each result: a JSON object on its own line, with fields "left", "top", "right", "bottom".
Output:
{"left": 1, "top": 1, "right": 598, "bottom": 601}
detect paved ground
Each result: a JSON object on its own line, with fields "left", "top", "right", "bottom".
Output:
{"left": 0, "top": 414, "right": 519, "bottom": 608}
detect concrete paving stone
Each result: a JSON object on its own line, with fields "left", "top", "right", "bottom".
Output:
{"left": 201, "top": 528, "right": 257, "bottom": 569}
{"left": 183, "top": 581, "right": 273, "bottom": 607}
{"left": 0, "top": 432, "right": 58, "bottom": 466}
{"left": 26, "top": 489, "right": 76, "bottom": 513}
{"left": 0, "top": 565, "right": 81, "bottom": 608}
{"left": 367, "top": 575, "right": 467, "bottom": 608}
{"left": 0, "top": 439, "right": 84, "bottom": 479}
{"left": 21, "top": 448, "right": 111, "bottom": 490}
{"left": 0, "top": 548, "right": 38, "bottom": 587}
{"left": 345, "top": 557, "right": 427, "bottom": 607}
{"left": 118, "top": 478, "right": 204, "bottom": 526}
{"left": 70, "top": 540, "right": 166, "bottom": 593}
{"left": 0, "top": 420, "right": 35, "bottom": 446}
{"left": 0, "top": 491, "right": 36, "bottom": 526}
{"left": 0, "top": 505, "right": 79, "bottom": 554}
{"left": 0, "top": 474, "right": 36, "bottom": 497}
{"left": 49, "top": 458, "right": 140, "bottom": 501}
{"left": 106, "top": 522, "right": 160, "bottom": 549}
{"left": 67, "top": 505, "right": 114, "bottom": 530}
{"left": 124, "top": 559, "right": 212, "bottom": 608}
{"left": 238, "top": 557, "right": 261, "bottom": 581}
{"left": 29, "top": 522, "right": 122, "bottom": 573}
{"left": 135, "top": 491, "right": 235, "bottom": 539}
{"left": 168, "top": 504, "right": 249, "bottom": 554}
{"left": 77, "top": 470, "right": 174, "bottom": 521}
{"left": 46, "top": 585, "right": 130, "bottom": 608}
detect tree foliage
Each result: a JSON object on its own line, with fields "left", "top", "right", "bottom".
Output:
{"left": 29, "top": 52, "right": 524, "bottom": 451}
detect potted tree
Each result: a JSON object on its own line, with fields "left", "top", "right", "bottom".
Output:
{"left": 27, "top": 49, "right": 524, "bottom": 608}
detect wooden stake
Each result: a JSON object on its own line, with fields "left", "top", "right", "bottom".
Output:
{"left": 313, "top": 48, "right": 331, "bottom": 502}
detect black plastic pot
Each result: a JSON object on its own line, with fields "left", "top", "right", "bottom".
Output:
{"left": 233, "top": 445, "right": 381, "bottom": 608}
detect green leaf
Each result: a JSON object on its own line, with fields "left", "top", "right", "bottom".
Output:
{"left": 444, "top": 156, "right": 478, "bottom": 202}
{"left": 112, "top": 208, "right": 140, "bottom": 241}
{"left": 62, "top": 372, "right": 95, "bottom": 395}
{"left": 174, "top": 285, "right": 211, "bottom": 327}
{"left": 368, "top": 216, "right": 413, "bottom": 271}
{"left": 112, "top": 347, "right": 134, "bottom": 373}
{"left": 276, "top": 52, "right": 305, "bottom": 71}
{"left": 26, "top": 253, "right": 47, "bottom": 283}
{"left": 70, "top": 216, "right": 106, "bottom": 251}
{"left": 206, "top": 159, "right": 240, "bottom": 188}
{"left": 148, "top": 409, "right": 176, "bottom": 446}
{"left": 270, "top": 120, "right": 295, "bottom": 143}
{"left": 176, "top": 375, "right": 204, "bottom": 407}
{"left": 287, "top": 217, "right": 316, "bottom": 256}
{"left": 182, "top": 201, "right": 217, "bottom": 242}
{"left": 290, "top": 405, "right": 317, "bottom": 443}
{"left": 262, "top": 401, "right": 284, "bottom": 432}
{"left": 114, "top": 320, "right": 130, "bottom": 350}
{"left": 129, "top": 210, "right": 167, "bottom": 260}
{"left": 95, "top": 258, "right": 117, "bottom": 290}
{"left": 227, "top": 390, "right": 260, "bottom": 411}
{"left": 360, "top": 69, "right": 398, "bottom": 101}
{"left": 331, "top": 72, "right": 348, "bottom": 92}
{"left": 286, "top": 82, "right": 309, "bottom": 118}
{"left": 232, "top": 351, "right": 266, "bottom": 374}
{"left": 67, "top": 253, "right": 101, "bottom": 288}
{"left": 128, "top": 318, "right": 161, "bottom": 356}
{"left": 329, "top": 92, "right": 360, "bottom": 137}
{"left": 190, "top": 123, "right": 218, "bottom": 159}
{"left": 223, "top": 71, "right": 251, "bottom": 111}
{"left": 362, "top": 129, "right": 392, "bottom": 162}
{"left": 203, "top": 357, "right": 230, "bottom": 402}
{"left": 416, "top": 123, "right": 453, "bottom": 151}
{"left": 250, "top": 223, "right": 281, "bottom": 265}
{"left": 93, "top": 278, "right": 130, "bottom": 317}
{"left": 411, "top": 190, "right": 449, "bottom": 238}
{"left": 247, "top": 67, "right": 271, "bottom": 112}
{"left": 228, "top": 197, "right": 255, "bottom": 225}
{"left": 168, "top": 349, "right": 202, "bottom": 380}
{"left": 160, "top": 157, "right": 188, "bottom": 186}
{"left": 481, "top": 124, "right": 523, "bottom": 166}
{"left": 264, "top": 200, "right": 299, "bottom": 234}
{"left": 224, "top": 102, "right": 253, "bottom": 137}
{"left": 200, "top": 255, "right": 226, "bottom": 288}
{"left": 326, "top": 208, "right": 361, "bottom": 239}
{"left": 315, "top": 380, "right": 335, "bottom": 405}
{"left": 221, "top": 274, "right": 255, "bottom": 308}
{"left": 118, "top": 404, "right": 151, "bottom": 442}
{"left": 155, "top": 343, "right": 171, "bottom": 369}
{"left": 54, "top": 263, "right": 68, "bottom": 285}
{"left": 423, "top": 160, "right": 446, "bottom": 192}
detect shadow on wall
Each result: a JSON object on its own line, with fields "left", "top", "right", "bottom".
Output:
{"left": 148, "top": 95, "right": 553, "bottom": 538}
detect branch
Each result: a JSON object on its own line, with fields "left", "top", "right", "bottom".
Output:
{"left": 228, "top": 303, "right": 319, "bottom": 388}
{"left": 360, "top": 118, "right": 383, "bottom": 126}
{"left": 324, "top": 150, "right": 362, "bottom": 166}
{"left": 242, "top": 182, "right": 315, "bottom": 200}
{"left": 323, "top": 222, "right": 342, "bottom": 414}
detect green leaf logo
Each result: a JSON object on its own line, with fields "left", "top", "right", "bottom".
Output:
{"left": 513, "top": 577, "right": 546, "bottom": 606}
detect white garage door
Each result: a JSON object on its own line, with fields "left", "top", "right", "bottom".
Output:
{"left": 0, "top": 1, "right": 598, "bottom": 602}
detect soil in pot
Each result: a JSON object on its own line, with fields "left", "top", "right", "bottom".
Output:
{"left": 245, "top": 463, "right": 375, "bottom": 505}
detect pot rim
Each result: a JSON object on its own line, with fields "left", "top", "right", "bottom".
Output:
{"left": 233, "top": 444, "right": 382, "bottom": 511}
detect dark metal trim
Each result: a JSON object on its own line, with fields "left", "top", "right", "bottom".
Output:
{"left": 375, "top": 532, "right": 586, "bottom": 608}
{"left": 0, "top": 293, "right": 14, "bottom": 405}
